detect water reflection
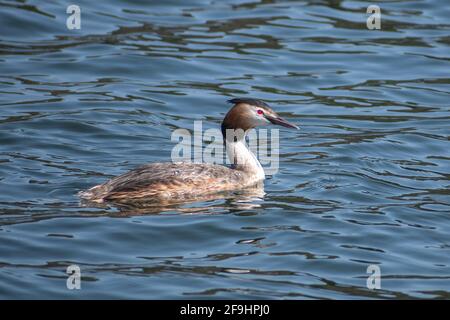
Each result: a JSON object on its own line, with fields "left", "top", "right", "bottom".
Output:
{"left": 80, "top": 183, "right": 265, "bottom": 215}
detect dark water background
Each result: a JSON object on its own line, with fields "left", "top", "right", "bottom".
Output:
{"left": 1, "top": 0, "right": 449, "bottom": 299}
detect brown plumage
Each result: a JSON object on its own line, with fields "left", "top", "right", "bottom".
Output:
{"left": 79, "top": 98, "right": 298, "bottom": 204}
{"left": 80, "top": 162, "right": 250, "bottom": 203}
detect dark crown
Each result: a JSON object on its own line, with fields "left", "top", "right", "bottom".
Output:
{"left": 228, "top": 98, "right": 270, "bottom": 108}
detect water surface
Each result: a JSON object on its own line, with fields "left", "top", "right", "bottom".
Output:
{"left": 0, "top": 0, "right": 450, "bottom": 299}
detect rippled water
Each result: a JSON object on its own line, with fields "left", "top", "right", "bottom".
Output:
{"left": 1, "top": 0, "right": 450, "bottom": 299}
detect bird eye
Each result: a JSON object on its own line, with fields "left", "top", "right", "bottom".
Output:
{"left": 257, "top": 109, "right": 264, "bottom": 115}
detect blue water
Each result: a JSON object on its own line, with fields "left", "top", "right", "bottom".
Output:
{"left": 0, "top": 0, "right": 449, "bottom": 299}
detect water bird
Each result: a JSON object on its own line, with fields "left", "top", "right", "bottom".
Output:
{"left": 79, "top": 98, "right": 298, "bottom": 204}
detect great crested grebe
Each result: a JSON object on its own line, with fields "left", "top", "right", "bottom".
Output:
{"left": 79, "top": 98, "right": 298, "bottom": 204}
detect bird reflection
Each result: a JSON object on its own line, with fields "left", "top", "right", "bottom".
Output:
{"left": 80, "top": 182, "right": 265, "bottom": 215}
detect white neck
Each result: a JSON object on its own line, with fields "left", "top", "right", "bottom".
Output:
{"left": 226, "top": 138, "right": 265, "bottom": 181}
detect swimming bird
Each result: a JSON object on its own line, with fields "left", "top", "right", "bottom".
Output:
{"left": 78, "top": 98, "right": 298, "bottom": 204}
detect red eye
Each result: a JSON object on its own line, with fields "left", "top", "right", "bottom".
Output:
{"left": 257, "top": 109, "right": 263, "bottom": 115}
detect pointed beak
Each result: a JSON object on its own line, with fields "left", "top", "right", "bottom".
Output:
{"left": 265, "top": 114, "right": 299, "bottom": 129}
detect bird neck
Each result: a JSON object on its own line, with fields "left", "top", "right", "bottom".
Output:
{"left": 223, "top": 132, "right": 265, "bottom": 180}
